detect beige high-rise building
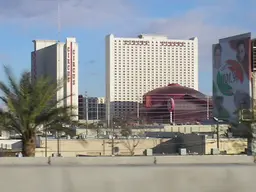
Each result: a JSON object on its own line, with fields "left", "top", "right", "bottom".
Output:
{"left": 31, "top": 37, "right": 79, "bottom": 120}
{"left": 105, "top": 34, "right": 198, "bottom": 122}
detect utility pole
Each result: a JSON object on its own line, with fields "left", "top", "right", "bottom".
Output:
{"left": 111, "top": 121, "right": 115, "bottom": 156}
{"left": 57, "top": 0, "right": 62, "bottom": 157}
{"left": 96, "top": 98, "right": 99, "bottom": 120}
{"left": 46, "top": 0, "right": 61, "bottom": 158}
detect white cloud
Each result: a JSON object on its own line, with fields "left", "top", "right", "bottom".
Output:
{"left": 130, "top": 2, "right": 253, "bottom": 93}
{"left": 139, "top": 9, "right": 248, "bottom": 72}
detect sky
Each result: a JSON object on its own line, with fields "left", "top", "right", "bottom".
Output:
{"left": 0, "top": 0, "right": 255, "bottom": 97}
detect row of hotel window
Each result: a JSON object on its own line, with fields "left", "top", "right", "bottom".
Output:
{"left": 113, "top": 62, "right": 195, "bottom": 66}
{"left": 113, "top": 59, "right": 195, "bottom": 62}
{"left": 114, "top": 68, "right": 195, "bottom": 72}
{"left": 113, "top": 63, "right": 195, "bottom": 66}
{"left": 113, "top": 46, "right": 195, "bottom": 50}
{"left": 113, "top": 76, "right": 195, "bottom": 79}
{"left": 114, "top": 54, "right": 195, "bottom": 57}
{"left": 113, "top": 81, "right": 195, "bottom": 85}
{"left": 114, "top": 40, "right": 194, "bottom": 47}
{"left": 114, "top": 74, "right": 195, "bottom": 78}
{"left": 114, "top": 53, "right": 195, "bottom": 56}
{"left": 113, "top": 65, "right": 195, "bottom": 68}
{"left": 113, "top": 49, "right": 195, "bottom": 53}
{"left": 113, "top": 58, "right": 195, "bottom": 62}
{"left": 114, "top": 48, "right": 194, "bottom": 51}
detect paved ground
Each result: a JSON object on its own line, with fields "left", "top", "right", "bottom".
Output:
{"left": 1, "top": 164, "right": 256, "bottom": 192}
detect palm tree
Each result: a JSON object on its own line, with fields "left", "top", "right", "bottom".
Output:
{"left": 0, "top": 66, "right": 76, "bottom": 157}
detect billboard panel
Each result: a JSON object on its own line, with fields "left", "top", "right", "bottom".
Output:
{"left": 212, "top": 33, "right": 252, "bottom": 124}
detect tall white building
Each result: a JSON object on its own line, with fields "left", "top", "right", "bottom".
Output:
{"left": 105, "top": 34, "right": 198, "bottom": 122}
{"left": 31, "top": 37, "right": 79, "bottom": 120}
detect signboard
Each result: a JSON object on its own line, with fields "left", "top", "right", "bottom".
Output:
{"left": 72, "top": 49, "right": 75, "bottom": 85}
{"left": 67, "top": 46, "right": 70, "bottom": 82}
{"left": 212, "top": 33, "right": 252, "bottom": 124}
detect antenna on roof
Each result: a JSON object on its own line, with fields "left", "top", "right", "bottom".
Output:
{"left": 57, "top": 0, "right": 61, "bottom": 42}
{"left": 57, "top": 0, "right": 61, "bottom": 102}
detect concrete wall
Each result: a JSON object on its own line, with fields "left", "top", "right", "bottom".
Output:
{"left": 205, "top": 138, "right": 247, "bottom": 154}
{"left": 36, "top": 138, "right": 248, "bottom": 157}
{"left": 81, "top": 124, "right": 228, "bottom": 136}
{"left": 0, "top": 156, "right": 255, "bottom": 192}
{"left": 164, "top": 124, "right": 212, "bottom": 133}
{"left": 37, "top": 138, "right": 167, "bottom": 157}
{"left": 163, "top": 124, "right": 229, "bottom": 134}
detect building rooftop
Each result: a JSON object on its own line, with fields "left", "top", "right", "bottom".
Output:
{"left": 32, "top": 40, "right": 57, "bottom": 43}
{"left": 138, "top": 34, "right": 168, "bottom": 40}
{"left": 144, "top": 84, "right": 205, "bottom": 98}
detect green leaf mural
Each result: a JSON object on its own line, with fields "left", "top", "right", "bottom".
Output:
{"left": 216, "top": 71, "right": 233, "bottom": 96}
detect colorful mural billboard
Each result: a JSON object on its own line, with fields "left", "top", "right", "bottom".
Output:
{"left": 212, "top": 33, "right": 252, "bottom": 124}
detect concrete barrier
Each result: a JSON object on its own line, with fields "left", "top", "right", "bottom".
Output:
{"left": 0, "top": 155, "right": 254, "bottom": 165}
{"left": 0, "top": 157, "right": 255, "bottom": 192}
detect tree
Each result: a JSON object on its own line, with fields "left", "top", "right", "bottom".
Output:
{"left": 0, "top": 66, "right": 76, "bottom": 157}
{"left": 122, "top": 137, "right": 140, "bottom": 156}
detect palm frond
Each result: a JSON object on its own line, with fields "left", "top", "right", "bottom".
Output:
{"left": 0, "top": 66, "right": 75, "bottom": 136}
